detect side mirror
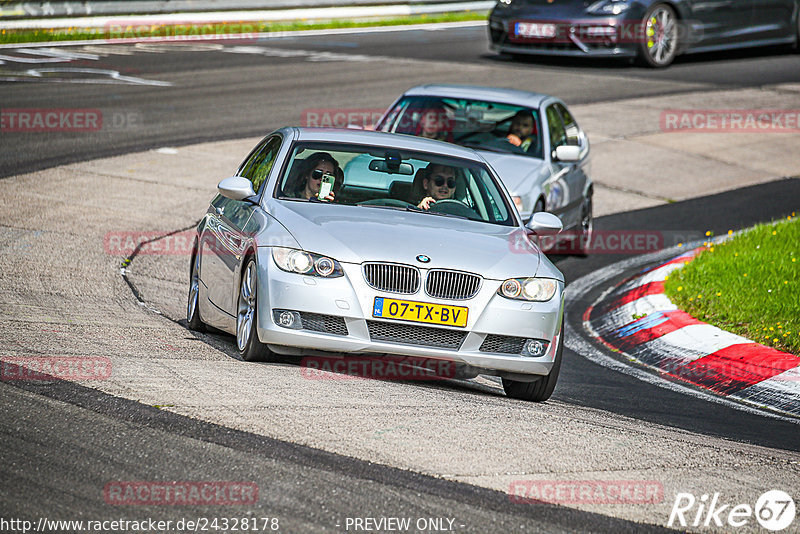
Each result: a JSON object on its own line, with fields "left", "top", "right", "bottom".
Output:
{"left": 552, "top": 145, "right": 581, "bottom": 163}
{"left": 218, "top": 176, "right": 256, "bottom": 201}
{"left": 526, "top": 212, "right": 563, "bottom": 236}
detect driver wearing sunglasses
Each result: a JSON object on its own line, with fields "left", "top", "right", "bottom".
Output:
{"left": 416, "top": 163, "right": 457, "bottom": 210}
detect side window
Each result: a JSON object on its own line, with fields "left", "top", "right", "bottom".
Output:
{"left": 546, "top": 105, "right": 566, "bottom": 149}
{"left": 240, "top": 136, "right": 281, "bottom": 194}
{"left": 555, "top": 103, "right": 581, "bottom": 147}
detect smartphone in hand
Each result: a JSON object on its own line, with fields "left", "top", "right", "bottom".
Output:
{"left": 317, "top": 172, "right": 335, "bottom": 201}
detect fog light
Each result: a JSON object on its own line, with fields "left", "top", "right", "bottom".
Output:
{"left": 273, "top": 310, "right": 302, "bottom": 329}
{"left": 522, "top": 339, "right": 548, "bottom": 357}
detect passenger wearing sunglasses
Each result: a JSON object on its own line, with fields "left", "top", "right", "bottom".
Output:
{"left": 289, "top": 152, "right": 340, "bottom": 202}
{"left": 414, "top": 163, "right": 457, "bottom": 210}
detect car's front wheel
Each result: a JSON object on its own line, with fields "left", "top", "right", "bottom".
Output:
{"left": 502, "top": 318, "right": 563, "bottom": 402}
{"left": 637, "top": 3, "right": 679, "bottom": 67}
{"left": 187, "top": 251, "right": 205, "bottom": 332}
{"left": 236, "top": 259, "right": 275, "bottom": 362}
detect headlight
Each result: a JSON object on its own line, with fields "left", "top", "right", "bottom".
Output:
{"left": 586, "top": 0, "right": 630, "bottom": 15}
{"left": 498, "top": 278, "right": 558, "bottom": 301}
{"left": 497, "top": 0, "right": 513, "bottom": 5}
{"left": 272, "top": 248, "right": 343, "bottom": 278}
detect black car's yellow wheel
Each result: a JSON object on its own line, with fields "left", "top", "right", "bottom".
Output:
{"left": 637, "top": 3, "right": 679, "bottom": 67}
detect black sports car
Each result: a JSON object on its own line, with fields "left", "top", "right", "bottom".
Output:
{"left": 489, "top": 0, "right": 800, "bottom": 67}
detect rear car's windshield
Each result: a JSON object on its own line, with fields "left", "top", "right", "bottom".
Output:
{"left": 275, "top": 142, "right": 515, "bottom": 226}
{"left": 377, "top": 96, "right": 544, "bottom": 159}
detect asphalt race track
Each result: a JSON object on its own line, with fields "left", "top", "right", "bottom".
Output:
{"left": 1, "top": 24, "right": 799, "bottom": 533}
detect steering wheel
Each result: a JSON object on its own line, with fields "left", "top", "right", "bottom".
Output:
{"left": 429, "top": 199, "right": 478, "bottom": 219}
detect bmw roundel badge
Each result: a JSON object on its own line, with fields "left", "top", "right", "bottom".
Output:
{"left": 416, "top": 255, "right": 431, "bottom": 263}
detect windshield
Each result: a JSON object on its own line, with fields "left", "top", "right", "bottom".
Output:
{"left": 275, "top": 142, "right": 515, "bottom": 226}
{"left": 377, "top": 96, "right": 544, "bottom": 159}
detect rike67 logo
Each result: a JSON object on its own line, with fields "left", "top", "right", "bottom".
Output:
{"left": 668, "top": 490, "right": 796, "bottom": 531}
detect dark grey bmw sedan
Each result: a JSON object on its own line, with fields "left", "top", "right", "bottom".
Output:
{"left": 489, "top": 0, "right": 799, "bottom": 67}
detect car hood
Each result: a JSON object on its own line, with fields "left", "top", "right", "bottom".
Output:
{"left": 494, "top": 0, "right": 596, "bottom": 18}
{"left": 265, "top": 201, "right": 543, "bottom": 280}
{"left": 477, "top": 152, "right": 546, "bottom": 196}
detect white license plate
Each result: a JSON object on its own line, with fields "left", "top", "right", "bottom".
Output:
{"left": 515, "top": 22, "right": 557, "bottom": 39}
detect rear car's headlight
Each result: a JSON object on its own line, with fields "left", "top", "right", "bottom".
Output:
{"left": 271, "top": 248, "right": 343, "bottom": 278}
{"left": 498, "top": 278, "right": 558, "bottom": 301}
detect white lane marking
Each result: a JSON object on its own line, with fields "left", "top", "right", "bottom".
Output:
{"left": 224, "top": 45, "right": 392, "bottom": 63}
{"left": 643, "top": 324, "right": 752, "bottom": 361}
{"left": 24, "top": 47, "right": 100, "bottom": 60}
{"left": 155, "top": 147, "right": 178, "bottom": 154}
{"left": 565, "top": 238, "right": 799, "bottom": 423}
{"left": 7, "top": 67, "right": 173, "bottom": 86}
{"left": 80, "top": 45, "right": 134, "bottom": 55}
{"left": 0, "top": 53, "right": 66, "bottom": 63}
{"left": 733, "top": 367, "right": 800, "bottom": 416}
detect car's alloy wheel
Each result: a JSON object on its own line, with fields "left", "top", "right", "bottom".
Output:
{"left": 638, "top": 4, "right": 679, "bottom": 67}
{"left": 187, "top": 251, "right": 205, "bottom": 332}
{"left": 502, "top": 317, "right": 564, "bottom": 402}
{"left": 236, "top": 259, "right": 273, "bottom": 362}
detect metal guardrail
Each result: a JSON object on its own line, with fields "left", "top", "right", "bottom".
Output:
{"left": 0, "top": 0, "right": 491, "bottom": 19}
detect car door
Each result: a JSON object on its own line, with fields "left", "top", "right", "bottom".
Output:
{"left": 554, "top": 103, "right": 589, "bottom": 229}
{"left": 748, "top": 0, "right": 796, "bottom": 40}
{"left": 685, "top": 0, "right": 756, "bottom": 46}
{"left": 202, "top": 135, "right": 282, "bottom": 319}
{"left": 544, "top": 103, "right": 585, "bottom": 230}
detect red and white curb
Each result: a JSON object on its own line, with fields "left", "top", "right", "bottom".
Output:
{"left": 583, "top": 246, "right": 800, "bottom": 417}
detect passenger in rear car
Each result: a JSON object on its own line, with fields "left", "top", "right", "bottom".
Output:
{"left": 506, "top": 110, "right": 537, "bottom": 152}
{"left": 412, "top": 163, "right": 457, "bottom": 210}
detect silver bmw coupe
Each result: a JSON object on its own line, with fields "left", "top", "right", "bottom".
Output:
{"left": 188, "top": 127, "right": 566, "bottom": 401}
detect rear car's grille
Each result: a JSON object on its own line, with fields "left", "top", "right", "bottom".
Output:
{"left": 367, "top": 321, "right": 465, "bottom": 350}
{"left": 480, "top": 334, "right": 526, "bottom": 355}
{"left": 299, "top": 312, "right": 348, "bottom": 336}
{"left": 363, "top": 263, "right": 420, "bottom": 294}
{"left": 425, "top": 270, "right": 481, "bottom": 300}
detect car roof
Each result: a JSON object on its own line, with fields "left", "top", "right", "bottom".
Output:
{"left": 402, "top": 84, "right": 551, "bottom": 108}
{"left": 291, "top": 127, "right": 485, "bottom": 161}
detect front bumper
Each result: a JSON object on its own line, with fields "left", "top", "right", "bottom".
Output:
{"left": 255, "top": 248, "right": 565, "bottom": 378}
{"left": 488, "top": 12, "right": 641, "bottom": 58}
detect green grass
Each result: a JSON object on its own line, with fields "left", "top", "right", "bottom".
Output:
{"left": 664, "top": 215, "right": 799, "bottom": 354}
{"left": 0, "top": 11, "right": 488, "bottom": 44}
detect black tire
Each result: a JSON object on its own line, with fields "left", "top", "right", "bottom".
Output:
{"left": 636, "top": 3, "right": 679, "bottom": 67}
{"left": 575, "top": 195, "right": 593, "bottom": 256}
{"left": 502, "top": 317, "right": 564, "bottom": 402}
{"left": 236, "top": 258, "right": 275, "bottom": 362}
{"left": 187, "top": 251, "right": 206, "bottom": 332}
